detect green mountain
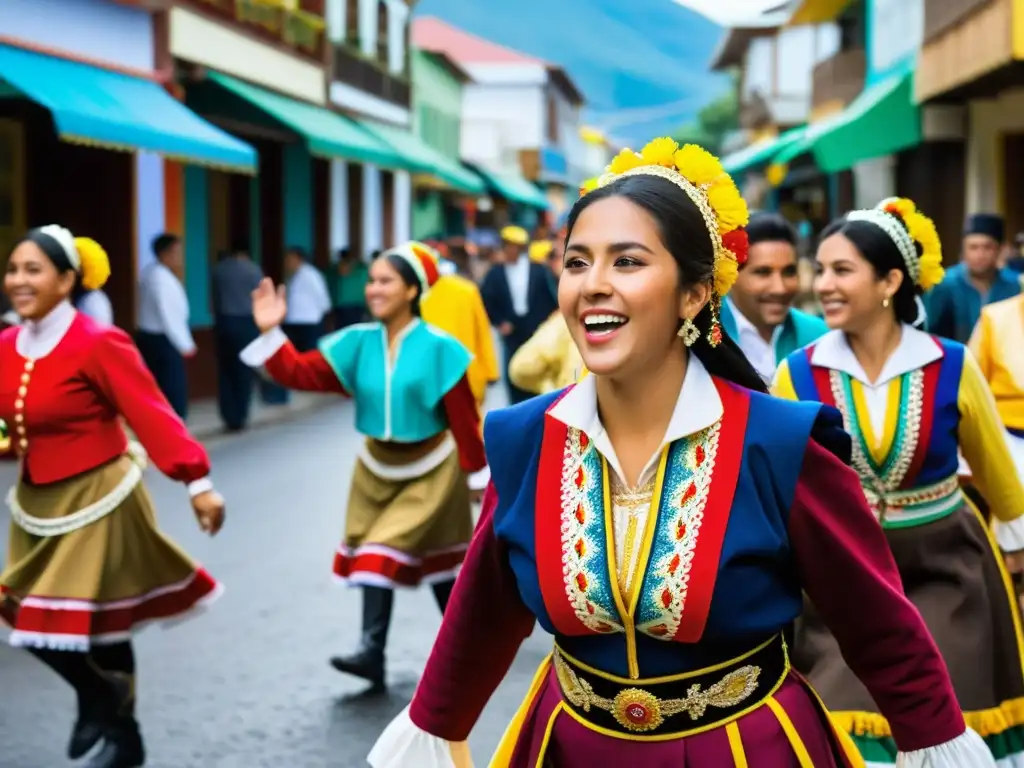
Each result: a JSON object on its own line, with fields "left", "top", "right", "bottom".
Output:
{"left": 413, "top": 0, "right": 729, "bottom": 144}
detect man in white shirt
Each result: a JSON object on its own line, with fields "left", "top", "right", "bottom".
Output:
{"left": 282, "top": 246, "right": 332, "bottom": 352}
{"left": 136, "top": 233, "right": 195, "bottom": 419}
{"left": 719, "top": 212, "right": 828, "bottom": 383}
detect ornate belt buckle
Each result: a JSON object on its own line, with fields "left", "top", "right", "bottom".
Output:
{"left": 612, "top": 688, "right": 664, "bottom": 732}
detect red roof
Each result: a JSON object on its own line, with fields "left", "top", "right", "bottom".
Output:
{"left": 412, "top": 17, "right": 545, "bottom": 65}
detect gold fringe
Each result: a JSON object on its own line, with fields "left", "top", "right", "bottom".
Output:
{"left": 832, "top": 698, "right": 1024, "bottom": 739}
{"left": 59, "top": 133, "right": 257, "bottom": 176}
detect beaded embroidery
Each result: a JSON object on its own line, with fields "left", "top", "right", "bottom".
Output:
{"left": 829, "top": 369, "right": 924, "bottom": 516}
{"left": 560, "top": 427, "right": 623, "bottom": 634}
{"left": 635, "top": 423, "right": 720, "bottom": 640}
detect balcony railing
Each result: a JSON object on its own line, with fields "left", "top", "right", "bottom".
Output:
{"left": 333, "top": 44, "right": 410, "bottom": 108}
{"left": 811, "top": 47, "right": 867, "bottom": 112}
{"left": 184, "top": 0, "right": 326, "bottom": 61}
{"left": 924, "top": 0, "right": 993, "bottom": 41}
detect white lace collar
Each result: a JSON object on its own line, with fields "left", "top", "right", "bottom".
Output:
{"left": 549, "top": 355, "right": 723, "bottom": 484}
{"left": 810, "top": 325, "right": 943, "bottom": 387}
{"left": 16, "top": 300, "right": 77, "bottom": 360}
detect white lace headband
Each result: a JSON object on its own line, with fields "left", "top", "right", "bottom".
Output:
{"left": 845, "top": 209, "right": 919, "bottom": 284}
{"left": 35, "top": 224, "right": 81, "bottom": 271}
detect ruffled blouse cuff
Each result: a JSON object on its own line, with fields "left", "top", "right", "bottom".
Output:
{"left": 368, "top": 706, "right": 468, "bottom": 768}
{"left": 897, "top": 728, "right": 995, "bottom": 767}
{"left": 239, "top": 327, "right": 288, "bottom": 368}
{"left": 468, "top": 465, "right": 491, "bottom": 492}
{"left": 994, "top": 515, "right": 1024, "bottom": 553}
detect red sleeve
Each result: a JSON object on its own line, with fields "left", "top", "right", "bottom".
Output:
{"left": 91, "top": 328, "right": 210, "bottom": 483}
{"left": 264, "top": 342, "right": 348, "bottom": 394}
{"left": 441, "top": 375, "right": 486, "bottom": 473}
{"left": 790, "top": 439, "right": 965, "bottom": 752}
{"left": 409, "top": 483, "right": 535, "bottom": 740}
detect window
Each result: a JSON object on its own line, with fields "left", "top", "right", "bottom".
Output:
{"left": 377, "top": 1, "right": 389, "bottom": 65}
{"left": 546, "top": 91, "right": 559, "bottom": 143}
{"left": 0, "top": 119, "right": 25, "bottom": 269}
{"left": 837, "top": 3, "right": 865, "bottom": 51}
{"left": 345, "top": 0, "right": 358, "bottom": 44}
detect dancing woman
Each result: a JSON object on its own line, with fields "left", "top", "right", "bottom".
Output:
{"left": 241, "top": 242, "right": 486, "bottom": 691}
{"left": 0, "top": 226, "right": 225, "bottom": 768}
{"left": 368, "top": 140, "right": 994, "bottom": 767}
{"left": 773, "top": 198, "right": 1024, "bottom": 765}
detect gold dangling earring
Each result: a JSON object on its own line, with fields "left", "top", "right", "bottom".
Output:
{"left": 677, "top": 317, "right": 700, "bottom": 347}
{"left": 882, "top": 296, "right": 891, "bottom": 308}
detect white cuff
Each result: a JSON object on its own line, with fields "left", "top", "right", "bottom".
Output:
{"left": 240, "top": 327, "right": 288, "bottom": 368}
{"left": 468, "top": 465, "right": 490, "bottom": 492}
{"left": 994, "top": 515, "right": 1024, "bottom": 553}
{"left": 896, "top": 728, "right": 996, "bottom": 767}
{"left": 187, "top": 478, "right": 214, "bottom": 498}
{"left": 368, "top": 705, "right": 467, "bottom": 768}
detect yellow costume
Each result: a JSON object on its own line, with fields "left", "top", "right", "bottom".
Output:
{"left": 421, "top": 274, "right": 500, "bottom": 406}
{"left": 507, "top": 312, "right": 582, "bottom": 395}
{"left": 969, "top": 295, "right": 1024, "bottom": 433}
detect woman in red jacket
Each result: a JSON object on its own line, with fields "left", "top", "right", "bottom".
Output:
{"left": 0, "top": 226, "right": 226, "bottom": 768}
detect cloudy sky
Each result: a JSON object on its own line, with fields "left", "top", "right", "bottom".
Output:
{"left": 674, "top": 0, "right": 784, "bottom": 25}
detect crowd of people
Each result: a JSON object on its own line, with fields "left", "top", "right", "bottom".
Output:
{"left": 2, "top": 133, "right": 1024, "bottom": 768}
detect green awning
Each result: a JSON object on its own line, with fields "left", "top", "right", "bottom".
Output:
{"left": 773, "top": 70, "right": 918, "bottom": 173}
{"left": 358, "top": 121, "right": 485, "bottom": 195}
{"left": 722, "top": 125, "right": 809, "bottom": 175}
{"left": 0, "top": 43, "right": 256, "bottom": 173}
{"left": 207, "top": 72, "right": 404, "bottom": 169}
{"left": 472, "top": 166, "right": 551, "bottom": 209}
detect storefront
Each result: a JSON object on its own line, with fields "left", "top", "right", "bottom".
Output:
{"left": 0, "top": 0, "right": 254, "bottom": 329}
{"left": 916, "top": 0, "right": 1024, "bottom": 239}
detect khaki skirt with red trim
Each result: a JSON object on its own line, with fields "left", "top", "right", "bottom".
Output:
{"left": 0, "top": 454, "right": 221, "bottom": 651}
{"left": 793, "top": 503, "right": 1024, "bottom": 765}
{"left": 333, "top": 437, "right": 473, "bottom": 589}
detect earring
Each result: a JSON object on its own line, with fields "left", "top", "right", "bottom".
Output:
{"left": 882, "top": 296, "right": 891, "bottom": 308}
{"left": 678, "top": 317, "right": 700, "bottom": 347}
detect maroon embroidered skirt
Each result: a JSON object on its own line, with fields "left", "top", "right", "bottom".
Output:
{"left": 500, "top": 662, "right": 860, "bottom": 767}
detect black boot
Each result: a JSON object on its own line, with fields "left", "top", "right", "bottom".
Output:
{"left": 27, "top": 647, "right": 119, "bottom": 759}
{"left": 85, "top": 716, "right": 145, "bottom": 768}
{"left": 431, "top": 579, "right": 456, "bottom": 615}
{"left": 85, "top": 671, "right": 145, "bottom": 768}
{"left": 67, "top": 670, "right": 132, "bottom": 759}
{"left": 329, "top": 586, "right": 394, "bottom": 691}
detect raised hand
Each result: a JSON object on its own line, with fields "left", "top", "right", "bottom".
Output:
{"left": 251, "top": 277, "right": 287, "bottom": 333}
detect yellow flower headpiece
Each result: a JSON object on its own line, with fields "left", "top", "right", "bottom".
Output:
{"left": 578, "top": 137, "right": 749, "bottom": 345}
{"left": 875, "top": 197, "right": 944, "bottom": 291}
{"left": 73, "top": 237, "right": 111, "bottom": 291}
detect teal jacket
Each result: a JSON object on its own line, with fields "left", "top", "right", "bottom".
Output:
{"left": 719, "top": 302, "right": 828, "bottom": 366}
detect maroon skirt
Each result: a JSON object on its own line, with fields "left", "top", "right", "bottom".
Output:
{"left": 497, "top": 658, "right": 861, "bottom": 767}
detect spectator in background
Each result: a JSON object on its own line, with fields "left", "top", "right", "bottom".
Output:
{"left": 1006, "top": 232, "right": 1024, "bottom": 274}
{"left": 212, "top": 242, "right": 263, "bottom": 431}
{"left": 926, "top": 213, "right": 1021, "bottom": 343}
{"left": 480, "top": 226, "right": 558, "bottom": 404}
{"left": 282, "top": 246, "right": 331, "bottom": 352}
{"left": 136, "top": 233, "right": 194, "bottom": 419}
{"left": 331, "top": 247, "right": 368, "bottom": 329}
{"left": 719, "top": 212, "right": 828, "bottom": 383}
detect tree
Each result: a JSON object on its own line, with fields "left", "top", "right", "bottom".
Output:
{"left": 672, "top": 85, "right": 739, "bottom": 155}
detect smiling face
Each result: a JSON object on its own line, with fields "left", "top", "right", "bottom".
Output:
{"left": 729, "top": 240, "right": 799, "bottom": 332}
{"left": 814, "top": 232, "right": 903, "bottom": 333}
{"left": 559, "top": 195, "right": 708, "bottom": 379}
{"left": 4, "top": 240, "right": 76, "bottom": 321}
{"left": 365, "top": 256, "right": 418, "bottom": 322}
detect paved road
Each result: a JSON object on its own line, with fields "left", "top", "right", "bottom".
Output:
{"left": 0, "top": 397, "right": 550, "bottom": 767}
